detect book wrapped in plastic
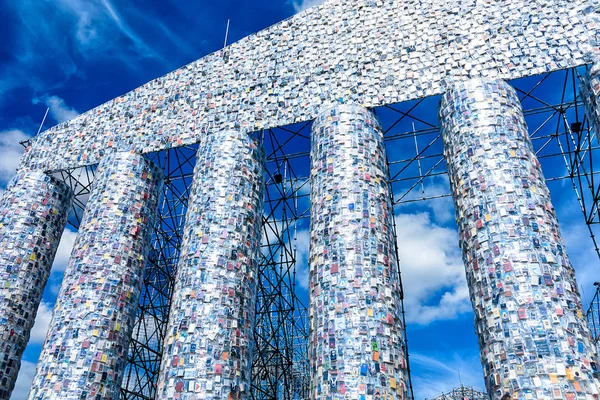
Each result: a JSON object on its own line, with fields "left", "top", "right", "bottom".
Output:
{"left": 156, "top": 130, "right": 265, "bottom": 399}
{"left": 440, "top": 78, "right": 600, "bottom": 399}
{"left": 0, "top": 171, "right": 72, "bottom": 398}
{"left": 309, "top": 104, "right": 408, "bottom": 399}
{"left": 28, "top": 152, "right": 162, "bottom": 400}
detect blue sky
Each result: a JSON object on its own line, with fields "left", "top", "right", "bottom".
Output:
{"left": 0, "top": 0, "right": 598, "bottom": 399}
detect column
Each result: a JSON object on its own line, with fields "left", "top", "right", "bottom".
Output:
{"left": 0, "top": 171, "right": 72, "bottom": 398}
{"left": 582, "top": 61, "right": 600, "bottom": 139}
{"left": 28, "top": 152, "right": 162, "bottom": 399}
{"left": 440, "top": 78, "right": 600, "bottom": 399}
{"left": 583, "top": 62, "right": 600, "bottom": 359}
{"left": 156, "top": 130, "right": 264, "bottom": 399}
{"left": 309, "top": 104, "right": 408, "bottom": 399}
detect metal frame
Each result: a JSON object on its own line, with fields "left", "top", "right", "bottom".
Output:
{"left": 426, "top": 385, "right": 488, "bottom": 400}
{"left": 43, "top": 65, "right": 600, "bottom": 399}
{"left": 587, "top": 284, "right": 600, "bottom": 348}
{"left": 252, "top": 124, "right": 311, "bottom": 399}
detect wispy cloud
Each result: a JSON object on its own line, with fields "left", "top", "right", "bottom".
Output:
{"left": 0, "top": 1, "right": 79, "bottom": 98}
{"left": 290, "top": 0, "right": 325, "bottom": 13}
{"left": 410, "top": 351, "right": 485, "bottom": 399}
{"left": 98, "top": 0, "right": 161, "bottom": 59}
{"left": 55, "top": 0, "right": 161, "bottom": 59}
{"left": 0, "top": 0, "right": 173, "bottom": 103}
{"left": 55, "top": 0, "right": 105, "bottom": 49}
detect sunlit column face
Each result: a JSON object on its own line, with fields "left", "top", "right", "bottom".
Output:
{"left": 440, "top": 78, "right": 600, "bottom": 399}
{"left": 308, "top": 104, "right": 409, "bottom": 399}
{"left": 29, "top": 152, "right": 163, "bottom": 400}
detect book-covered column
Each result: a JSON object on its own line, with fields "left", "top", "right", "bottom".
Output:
{"left": 440, "top": 78, "right": 600, "bottom": 399}
{"left": 156, "top": 130, "right": 264, "bottom": 398}
{"left": 309, "top": 104, "right": 408, "bottom": 399}
{"left": 0, "top": 171, "right": 72, "bottom": 398}
{"left": 28, "top": 152, "right": 162, "bottom": 399}
{"left": 582, "top": 61, "right": 600, "bottom": 146}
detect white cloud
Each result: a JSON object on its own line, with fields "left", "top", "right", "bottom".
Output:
{"left": 0, "top": 130, "right": 30, "bottom": 184}
{"left": 554, "top": 205, "right": 600, "bottom": 309}
{"left": 291, "top": 0, "right": 325, "bottom": 13}
{"left": 74, "top": 8, "right": 97, "bottom": 46}
{"left": 545, "top": 192, "right": 600, "bottom": 310}
{"left": 410, "top": 352, "right": 485, "bottom": 399}
{"left": 39, "top": 95, "right": 79, "bottom": 123}
{"left": 295, "top": 229, "right": 310, "bottom": 290}
{"left": 281, "top": 209, "right": 469, "bottom": 322}
{"left": 12, "top": 360, "right": 37, "bottom": 400}
{"left": 261, "top": 218, "right": 279, "bottom": 247}
{"left": 421, "top": 179, "right": 454, "bottom": 224}
{"left": 261, "top": 218, "right": 310, "bottom": 291}
{"left": 131, "top": 315, "right": 161, "bottom": 353}
{"left": 394, "top": 176, "right": 454, "bottom": 223}
{"left": 51, "top": 228, "right": 78, "bottom": 272}
{"left": 47, "top": 272, "right": 65, "bottom": 297}
{"left": 29, "top": 302, "right": 53, "bottom": 344}
{"left": 396, "top": 212, "right": 472, "bottom": 325}
{"left": 295, "top": 177, "right": 310, "bottom": 196}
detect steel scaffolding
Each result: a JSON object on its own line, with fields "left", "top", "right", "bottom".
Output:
{"left": 427, "top": 385, "right": 488, "bottom": 400}
{"left": 42, "top": 64, "right": 600, "bottom": 399}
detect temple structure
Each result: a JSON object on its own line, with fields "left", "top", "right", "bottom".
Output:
{"left": 0, "top": 0, "right": 598, "bottom": 398}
